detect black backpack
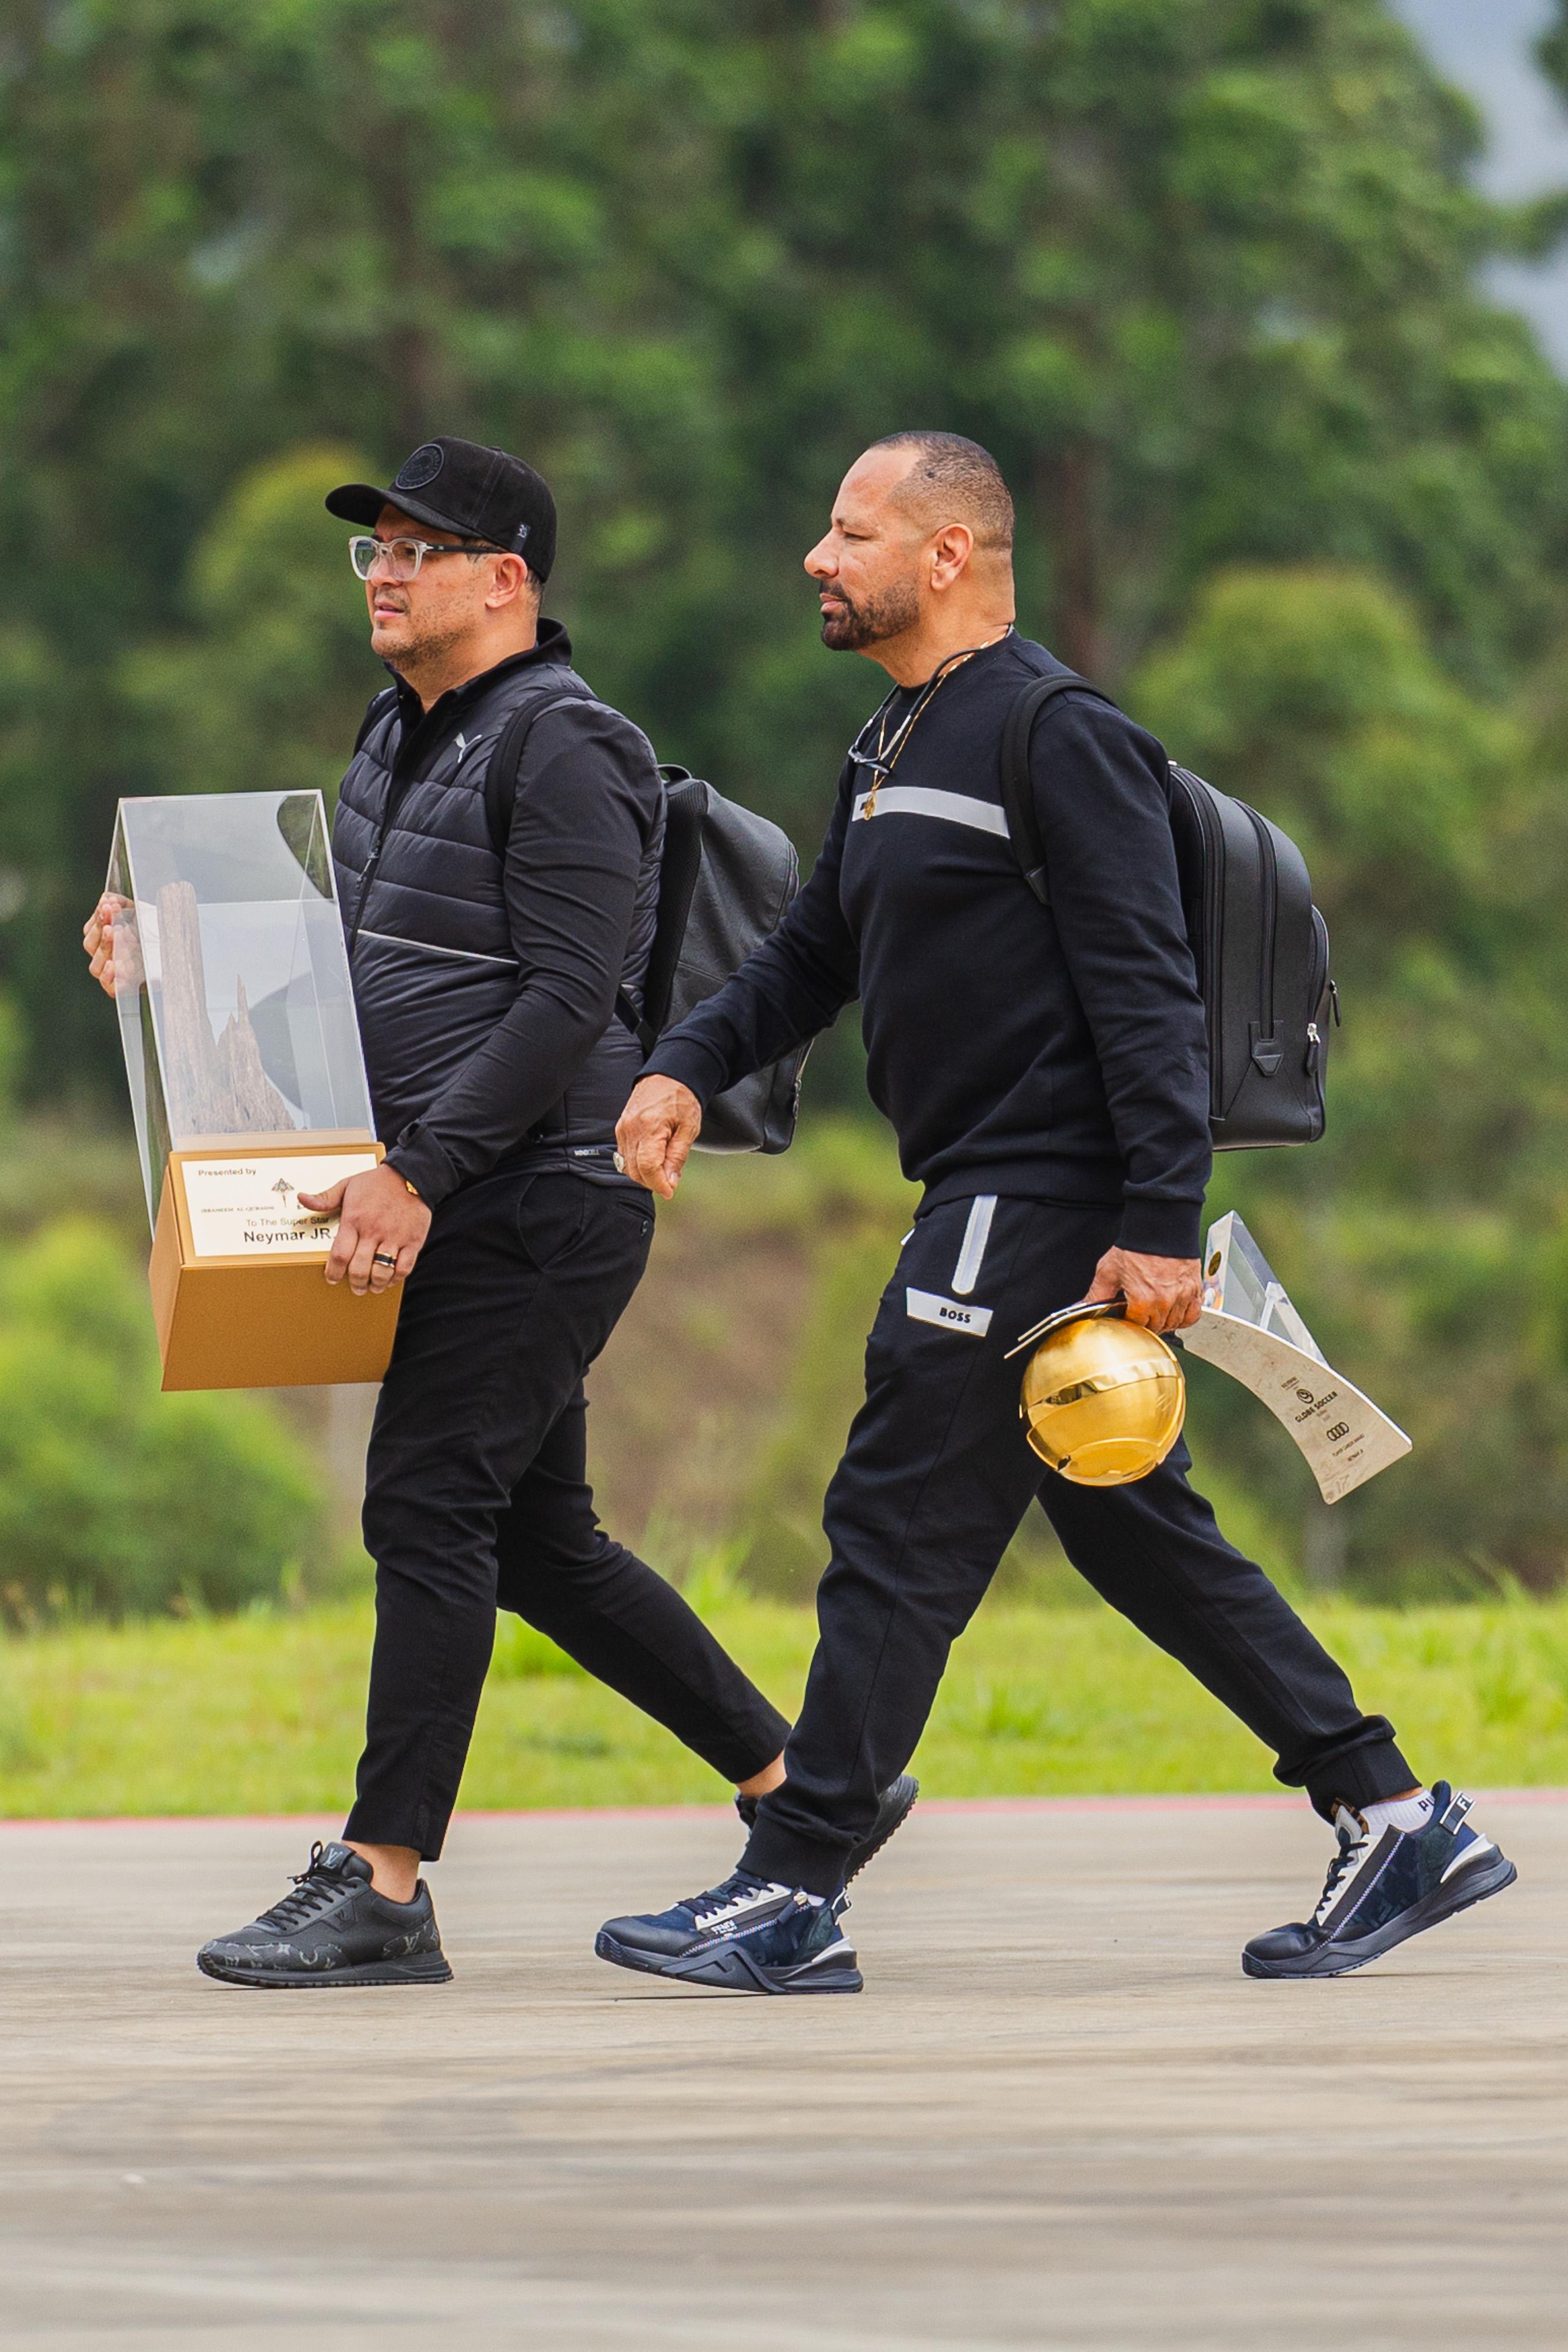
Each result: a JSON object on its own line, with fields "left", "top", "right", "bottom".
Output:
{"left": 1001, "top": 671, "right": 1336, "bottom": 1151}
{"left": 486, "top": 701, "right": 806, "bottom": 1154}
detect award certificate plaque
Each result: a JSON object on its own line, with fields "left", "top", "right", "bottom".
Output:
{"left": 1183, "top": 1212, "right": 1410, "bottom": 1504}
{"left": 107, "top": 791, "right": 400, "bottom": 1390}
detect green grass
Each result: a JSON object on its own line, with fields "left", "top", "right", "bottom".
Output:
{"left": 2, "top": 1590, "right": 1567, "bottom": 1818}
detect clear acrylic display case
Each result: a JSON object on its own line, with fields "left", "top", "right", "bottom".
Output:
{"left": 106, "top": 791, "right": 397, "bottom": 1390}
{"left": 106, "top": 791, "right": 375, "bottom": 1230}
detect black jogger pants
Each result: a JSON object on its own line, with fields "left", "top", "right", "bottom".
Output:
{"left": 346, "top": 1168, "right": 789, "bottom": 1859}
{"left": 742, "top": 1195, "right": 1415, "bottom": 1896}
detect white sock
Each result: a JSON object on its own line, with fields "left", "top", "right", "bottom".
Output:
{"left": 1356, "top": 1790, "right": 1435, "bottom": 1838}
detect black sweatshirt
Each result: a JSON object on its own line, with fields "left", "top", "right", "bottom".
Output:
{"left": 647, "top": 631, "right": 1212, "bottom": 1258}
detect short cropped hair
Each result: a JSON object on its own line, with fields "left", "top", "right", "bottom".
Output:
{"left": 868, "top": 430, "right": 1015, "bottom": 553}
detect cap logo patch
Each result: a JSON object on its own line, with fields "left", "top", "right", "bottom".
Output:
{"left": 513, "top": 523, "right": 530, "bottom": 548}
{"left": 394, "top": 443, "right": 444, "bottom": 490}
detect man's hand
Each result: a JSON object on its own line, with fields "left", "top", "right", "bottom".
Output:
{"left": 616, "top": 1074, "right": 703, "bottom": 1199}
{"left": 82, "top": 894, "right": 141, "bottom": 999}
{"left": 1084, "top": 1245, "right": 1202, "bottom": 1335}
{"left": 299, "top": 1163, "right": 432, "bottom": 1295}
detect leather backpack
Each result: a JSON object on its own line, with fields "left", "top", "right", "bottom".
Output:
{"left": 485, "top": 705, "right": 805, "bottom": 1154}
{"left": 1001, "top": 671, "right": 1336, "bottom": 1150}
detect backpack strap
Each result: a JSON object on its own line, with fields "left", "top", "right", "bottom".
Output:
{"left": 483, "top": 688, "right": 660, "bottom": 1050}
{"left": 999, "top": 670, "right": 1121, "bottom": 906}
{"left": 482, "top": 690, "right": 587, "bottom": 857}
{"left": 352, "top": 683, "right": 400, "bottom": 757}
{"left": 602, "top": 766, "right": 708, "bottom": 1056}
{"left": 638, "top": 767, "right": 708, "bottom": 1043}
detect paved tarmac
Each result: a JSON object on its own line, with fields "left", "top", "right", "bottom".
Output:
{"left": 0, "top": 1795, "right": 1562, "bottom": 2350}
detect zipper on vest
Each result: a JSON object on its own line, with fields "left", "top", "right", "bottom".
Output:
{"left": 347, "top": 847, "right": 380, "bottom": 954}
{"left": 348, "top": 769, "right": 419, "bottom": 956}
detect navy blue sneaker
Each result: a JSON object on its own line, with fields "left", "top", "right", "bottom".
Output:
{"left": 595, "top": 1870, "right": 862, "bottom": 1993}
{"left": 735, "top": 1772, "right": 919, "bottom": 1886}
{"left": 1243, "top": 1783, "right": 1516, "bottom": 1980}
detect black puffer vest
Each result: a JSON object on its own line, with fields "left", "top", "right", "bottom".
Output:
{"left": 333, "top": 631, "right": 660, "bottom": 1159}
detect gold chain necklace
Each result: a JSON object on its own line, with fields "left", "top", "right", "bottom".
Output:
{"left": 855, "top": 627, "right": 1014, "bottom": 817}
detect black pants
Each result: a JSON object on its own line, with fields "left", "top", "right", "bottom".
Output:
{"left": 743, "top": 1195, "right": 1415, "bottom": 1896}
{"left": 346, "top": 1168, "right": 789, "bottom": 1859}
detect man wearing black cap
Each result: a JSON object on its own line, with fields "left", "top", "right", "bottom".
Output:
{"left": 87, "top": 436, "right": 828, "bottom": 1986}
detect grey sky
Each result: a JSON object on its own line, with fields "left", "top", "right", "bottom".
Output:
{"left": 1390, "top": 0, "right": 1568, "bottom": 363}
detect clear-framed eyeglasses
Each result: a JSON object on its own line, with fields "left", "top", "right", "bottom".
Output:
{"left": 348, "top": 534, "right": 507, "bottom": 582}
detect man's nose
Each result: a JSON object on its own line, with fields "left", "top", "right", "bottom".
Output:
{"left": 804, "top": 534, "right": 835, "bottom": 577}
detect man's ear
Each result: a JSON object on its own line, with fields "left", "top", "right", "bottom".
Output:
{"left": 484, "top": 553, "right": 534, "bottom": 612}
{"left": 930, "top": 522, "right": 974, "bottom": 590}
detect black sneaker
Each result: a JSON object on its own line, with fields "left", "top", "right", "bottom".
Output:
{"left": 196, "top": 1841, "right": 453, "bottom": 1989}
{"left": 595, "top": 1870, "right": 862, "bottom": 1994}
{"left": 1242, "top": 1783, "right": 1516, "bottom": 1980}
{"left": 735, "top": 1771, "right": 919, "bottom": 1885}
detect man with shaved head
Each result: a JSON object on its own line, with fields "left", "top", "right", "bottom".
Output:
{"left": 593, "top": 431, "right": 1512, "bottom": 1996}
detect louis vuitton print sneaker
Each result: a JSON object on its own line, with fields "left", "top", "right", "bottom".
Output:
{"left": 197, "top": 1841, "right": 453, "bottom": 1988}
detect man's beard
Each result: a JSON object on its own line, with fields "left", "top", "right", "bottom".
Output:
{"left": 370, "top": 600, "right": 470, "bottom": 671}
{"left": 820, "top": 574, "right": 921, "bottom": 651}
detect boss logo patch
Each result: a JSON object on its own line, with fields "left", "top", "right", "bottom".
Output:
{"left": 906, "top": 1287, "right": 993, "bottom": 1338}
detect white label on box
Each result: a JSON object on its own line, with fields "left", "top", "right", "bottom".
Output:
{"left": 180, "top": 1152, "right": 380, "bottom": 1260}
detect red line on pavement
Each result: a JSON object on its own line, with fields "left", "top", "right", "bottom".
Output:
{"left": 1, "top": 1788, "right": 1563, "bottom": 1833}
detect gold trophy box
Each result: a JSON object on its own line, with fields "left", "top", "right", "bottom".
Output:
{"left": 108, "top": 790, "right": 400, "bottom": 1392}
{"left": 149, "top": 1139, "right": 400, "bottom": 1391}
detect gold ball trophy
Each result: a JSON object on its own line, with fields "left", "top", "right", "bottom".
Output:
{"left": 106, "top": 790, "right": 400, "bottom": 1389}
{"left": 1007, "top": 1212, "right": 1413, "bottom": 1504}
{"left": 1013, "top": 1303, "right": 1186, "bottom": 1487}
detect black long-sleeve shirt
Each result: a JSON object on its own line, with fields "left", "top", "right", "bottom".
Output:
{"left": 333, "top": 625, "right": 663, "bottom": 1207}
{"left": 647, "top": 632, "right": 1212, "bottom": 1257}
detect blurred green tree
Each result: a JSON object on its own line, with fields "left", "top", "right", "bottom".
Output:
{"left": 0, "top": 0, "right": 736, "bottom": 1087}
{"left": 690, "top": 0, "right": 1568, "bottom": 827}
{"left": 123, "top": 446, "right": 382, "bottom": 806}
{"left": 0, "top": 1220, "right": 327, "bottom": 1623}
{"left": 1, "top": 0, "right": 1563, "bottom": 1089}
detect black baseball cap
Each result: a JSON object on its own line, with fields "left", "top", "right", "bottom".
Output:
{"left": 325, "top": 435, "right": 557, "bottom": 582}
